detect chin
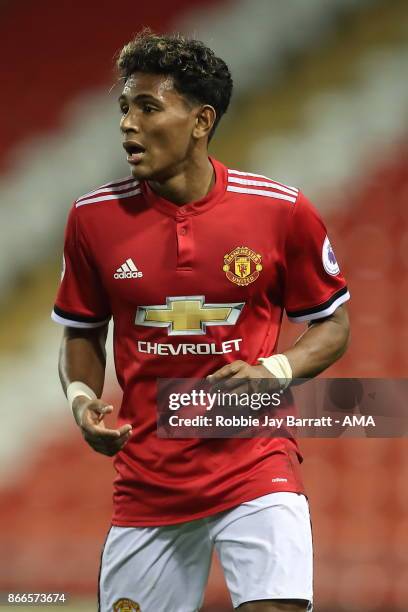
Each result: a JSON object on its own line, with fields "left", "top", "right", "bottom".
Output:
{"left": 129, "top": 164, "right": 150, "bottom": 180}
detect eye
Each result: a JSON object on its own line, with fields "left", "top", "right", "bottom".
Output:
{"left": 119, "top": 105, "right": 129, "bottom": 115}
{"left": 142, "top": 104, "right": 155, "bottom": 114}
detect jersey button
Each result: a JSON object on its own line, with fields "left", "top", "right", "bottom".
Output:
{"left": 179, "top": 227, "right": 187, "bottom": 235}
{"left": 179, "top": 206, "right": 187, "bottom": 215}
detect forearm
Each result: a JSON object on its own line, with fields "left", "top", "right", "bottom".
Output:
{"left": 58, "top": 325, "right": 108, "bottom": 397}
{"left": 283, "top": 306, "right": 350, "bottom": 379}
{"left": 57, "top": 325, "right": 131, "bottom": 450}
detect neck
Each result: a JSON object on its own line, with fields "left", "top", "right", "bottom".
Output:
{"left": 147, "top": 154, "right": 215, "bottom": 205}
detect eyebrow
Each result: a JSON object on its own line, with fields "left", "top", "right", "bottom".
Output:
{"left": 118, "top": 93, "right": 162, "bottom": 105}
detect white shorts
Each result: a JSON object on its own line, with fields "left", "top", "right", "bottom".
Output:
{"left": 99, "top": 492, "right": 313, "bottom": 611}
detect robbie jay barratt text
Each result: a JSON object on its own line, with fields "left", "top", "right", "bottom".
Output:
{"left": 166, "top": 415, "right": 376, "bottom": 428}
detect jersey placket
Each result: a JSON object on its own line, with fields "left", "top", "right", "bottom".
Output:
{"left": 175, "top": 208, "right": 194, "bottom": 270}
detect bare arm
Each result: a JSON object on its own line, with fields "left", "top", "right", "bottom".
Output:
{"left": 59, "top": 325, "right": 132, "bottom": 455}
{"left": 59, "top": 325, "right": 108, "bottom": 397}
{"left": 284, "top": 304, "right": 350, "bottom": 378}
{"left": 208, "top": 305, "right": 350, "bottom": 386}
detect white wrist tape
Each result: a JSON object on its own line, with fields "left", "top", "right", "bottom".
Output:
{"left": 257, "top": 354, "right": 293, "bottom": 390}
{"left": 67, "top": 381, "right": 97, "bottom": 413}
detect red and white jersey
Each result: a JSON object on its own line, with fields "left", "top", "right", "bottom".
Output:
{"left": 52, "top": 157, "right": 349, "bottom": 526}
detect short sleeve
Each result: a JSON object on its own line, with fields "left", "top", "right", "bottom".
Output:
{"left": 51, "top": 205, "right": 111, "bottom": 328}
{"left": 284, "top": 192, "right": 350, "bottom": 323}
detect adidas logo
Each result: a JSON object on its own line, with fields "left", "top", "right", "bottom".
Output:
{"left": 114, "top": 258, "right": 143, "bottom": 279}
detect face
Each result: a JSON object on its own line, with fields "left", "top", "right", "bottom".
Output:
{"left": 119, "top": 73, "right": 202, "bottom": 181}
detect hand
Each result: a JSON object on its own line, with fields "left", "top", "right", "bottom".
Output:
{"left": 207, "top": 360, "right": 280, "bottom": 395}
{"left": 72, "top": 396, "right": 132, "bottom": 456}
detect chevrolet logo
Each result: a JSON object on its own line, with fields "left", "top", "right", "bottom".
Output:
{"left": 135, "top": 296, "right": 245, "bottom": 336}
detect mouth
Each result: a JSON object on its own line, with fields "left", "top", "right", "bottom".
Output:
{"left": 123, "top": 141, "right": 146, "bottom": 164}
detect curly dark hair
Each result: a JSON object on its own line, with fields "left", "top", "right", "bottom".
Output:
{"left": 116, "top": 29, "right": 233, "bottom": 139}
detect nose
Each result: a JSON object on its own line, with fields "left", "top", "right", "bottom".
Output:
{"left": 120, "top": 111, "right": 140, "bottom": 135}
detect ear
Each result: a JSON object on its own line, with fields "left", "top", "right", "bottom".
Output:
{"left": 193, "top": 105, "right": 216, "bottom": 140}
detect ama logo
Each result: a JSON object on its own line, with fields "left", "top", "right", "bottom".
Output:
{"left": 322, "top": 236, "right": 340, "bottom": 276}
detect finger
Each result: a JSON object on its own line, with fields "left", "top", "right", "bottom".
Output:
{"left": 117, "top": 433, "right": 132, "bottom": 443}
{"left": 94, "top": 426, "right": 132, "bottom": 446}
{"left": 207, "top": 361, "right": 243, "bottom": 382}
{"left": 219, "top": 366, "right": 253, "bottom": 387}
{"left": 93, "top": 433, "right": 132, "bottom": 456}
{"left": 116, "top": 434, "right": 132, "bottom": 449}
{"left": 96, "top": 404, "right": 114, "bottom": 422}
{"left": 217, "top": 376, "right": 250, "bottom": 393}
{"left": 87, "top": 402, "right": 113, "bottom": 415}
{"left": 211, "top": 372, "right": 251, "bottom": 395}
{"left": 89, "top": 403, "right": 113, "bottom": 423}
{"left": 207, "top": 361, "right": 245, "bottom": 383}
{"left": 117, "top": 424, "right": 133, "bottom": 436}
{"left": 83, "top": 424, "right": 122, "bottom": 440}
{"left": 111, "top": 427, "right": 133, "bottom": 445}
{"left": 84, "top": 403, "right": 114, "bottom": 425}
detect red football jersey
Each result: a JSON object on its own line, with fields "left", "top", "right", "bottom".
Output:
{"left": 52, "top": 157, "right": 349, "bottom": 526}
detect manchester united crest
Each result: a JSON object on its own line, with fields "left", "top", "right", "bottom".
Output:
{"left": 223, "top": 246, "right": 262, "bottom": 286}
{"left": 113, "top": 599, "right": 141, "bottom": 612}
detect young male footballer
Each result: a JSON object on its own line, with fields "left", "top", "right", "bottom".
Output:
{"left": 53, "top": 30, "right": 350, "bottom": 612}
